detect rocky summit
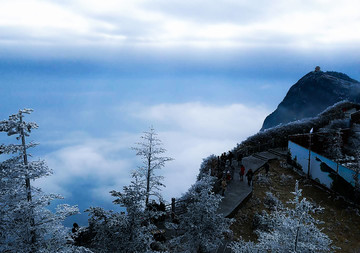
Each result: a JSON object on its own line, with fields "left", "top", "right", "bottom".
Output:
{"left": 261, "top": 68, "right": 360, "bottom": 131}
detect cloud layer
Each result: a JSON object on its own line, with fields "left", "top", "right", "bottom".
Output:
{"left": 4, "top": 0, "right": 359, "bottom": 226}
{"left": 35, "top": 102, "right": 269, "bottom": 212}
{"left": 1, "top": 0, "right": 360, "bottom": 50}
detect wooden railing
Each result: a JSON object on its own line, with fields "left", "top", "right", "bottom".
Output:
{"left": 164, "top": 198, "right": 190, "bottom": 221}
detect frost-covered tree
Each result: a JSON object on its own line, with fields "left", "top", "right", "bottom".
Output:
{"left": 83, "top": 128, "right": 172, "bottom": 252}
{"left": 325, "top": 130, "right": 343, "bottom": 161}
{"left": 0, "top": 109, "right": 82, "bottom": 252}
{"left": 341, "top": 127, "right": 360, "bottom": 193}
{"left": 85, "top": 171, "right": 158, "bottom": 253}
{"left": 230, "top": 181, "right": 334, "bottom": 253}
{"left": 132, "top": 127, "right": 173, "bottom": 206}
{"left": 197, "top": 154, "right": 218, "bottom": 181}
{"left": 168, "top": 174, "right": 233, "bottom": 253}
{"left": 236, "top": 101, "right": 358, "bottom": 157}
{"left": 110, "top": 171, "right": 156, "bottom": 252}
{"left": 350, "top": 150, "right": 360, "bottom": 192}
{"left": 84, "top": 207, "right": 129, "bottom": 252}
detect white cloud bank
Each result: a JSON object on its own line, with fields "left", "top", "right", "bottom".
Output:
{"left": 1, "top": 0, "right": 360, "bottom": 49}
{"left": 36, "top": 102, "right": 270, "bottom": 204}
{"left": 132, "top": 102, "right": 268, "bottom": 137}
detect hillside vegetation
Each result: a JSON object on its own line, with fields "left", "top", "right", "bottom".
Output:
{"left": 231, "top": 159, "right": 360, "bottom": 252}
{"left": 235, "top": 101, "right": 360, "bottom": 156}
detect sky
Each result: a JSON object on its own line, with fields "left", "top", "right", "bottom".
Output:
{"left": 1, "top": 0, "right": 360, "bottom": 226}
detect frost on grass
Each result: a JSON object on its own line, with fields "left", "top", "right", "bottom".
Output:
{"left": 280, "top": 173, "right": 293, "bottom": 184}
{"left": 230, "top": 181, "right": 335, "bottom": 253}
{"left": 263, "top": 192, "right": 282, "bottom": 211}
{"left": 256, "top": 174, "right": 271, "bottom": 185}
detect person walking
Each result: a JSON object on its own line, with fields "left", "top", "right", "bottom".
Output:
{"left": 240, "top": 164, "right": 245, "bottom": 181}
{"left": 221, "top": 179, "right": 227, "bottom": 196}
{"left": 246, "top": 169, "right": 254, "bottom": 187}
{"left": 228, "top": 151, "right": 234, "bottom": 167}
{"left": 220, "top": 152, "right": 227, "bottom": 171}
{"left": 237, "top": 153, "right": 243, "bottom": 164}
{"left": 226, "top": 170, "right": 232, "bottom": 182}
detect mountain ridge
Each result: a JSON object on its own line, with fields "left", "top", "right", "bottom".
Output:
{"left": 261, "top": 69, "right": 360, "bottom": 131}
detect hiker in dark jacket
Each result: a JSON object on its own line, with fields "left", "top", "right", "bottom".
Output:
{"left": 237, "top": 153, "right": 243, "bottom": 164}
{"left": 220, "top": 152, "right": 227, "bottom": 171}
{"left": 221, "top": 179, "right": 227, "bottom": 196}
{"left": 228, "top": 151, "right": 234, "bottom": 167}
{"left": 246, "top": 169, "right": 254, "bottom": 186}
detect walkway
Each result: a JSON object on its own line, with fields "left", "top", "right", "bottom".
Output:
{"left": 215, "top": 148, "right": 287, "bottom": 253}
{"left": 217, "top": 148, "right": 287, "bottom": 218}
{"left": 216, "top": 162, "right": 252, "bottom": 218}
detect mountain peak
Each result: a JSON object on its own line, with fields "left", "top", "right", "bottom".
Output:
{"left": 261, "top": 70, "right": 360, "bottom": 131}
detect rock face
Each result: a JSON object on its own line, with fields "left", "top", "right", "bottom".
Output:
{"left": 261, "top": 70, "right": 360, "bottom": 131}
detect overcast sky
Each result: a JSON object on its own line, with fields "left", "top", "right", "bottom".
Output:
{"left": 1, "top": 0, "right": 360, "bottom": 225}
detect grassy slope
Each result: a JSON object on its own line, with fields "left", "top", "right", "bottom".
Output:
{"left": 230, "top": 159, "right": 360, "bottom": 252}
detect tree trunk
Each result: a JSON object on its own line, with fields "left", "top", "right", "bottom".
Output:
{"left": 20, "top": 112, "right": 36, "bottom": 247}
{"left": 145, "top": 135, "right": 152, "bottom": 207}
{"left": 294, "top": 225, "right": 300, "bottom": 252}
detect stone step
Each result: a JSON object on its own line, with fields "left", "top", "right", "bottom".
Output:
{"left": 268, "top": 149, "right": 287, "bottom": 157}
{"left": 252, "top": 153, "right": 268, "bottom": 161}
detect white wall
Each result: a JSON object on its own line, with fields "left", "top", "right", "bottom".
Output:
{"left": 288, "top": 141, "right": 358, "bottom": 188}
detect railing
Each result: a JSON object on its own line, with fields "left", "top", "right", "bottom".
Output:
{"left": 164, "top": 198, "right": 190, "bottom": 221}
{"left": 237, "top": 140, "right": 288, "bottom": 158}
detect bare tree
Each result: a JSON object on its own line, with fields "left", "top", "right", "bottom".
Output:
{"left": 132, "top": 127, "right": 173, "bottom": 206}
